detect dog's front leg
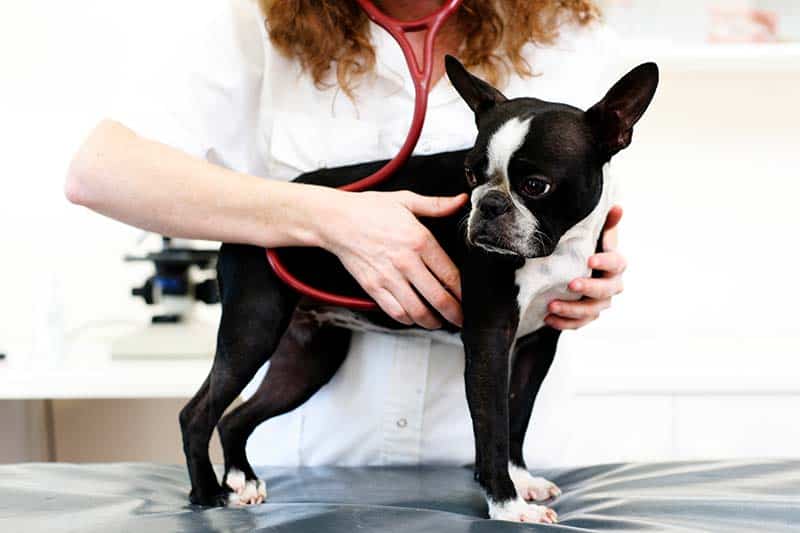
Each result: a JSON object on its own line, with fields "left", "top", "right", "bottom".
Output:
{"left": 461, "top": 256, "right": 557, "bottom": 524}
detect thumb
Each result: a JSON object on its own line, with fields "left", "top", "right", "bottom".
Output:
{"left": 602, "top": 205, "right": 623, "bottom": 252}
{"left": 603, "top": 205, "right": 623, "bottom": 232}
{"left": 399, "top": 192, "right": 468, "bottom": 217}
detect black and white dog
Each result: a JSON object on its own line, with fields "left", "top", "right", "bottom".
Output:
{"left": 180, "top": 56, "right": 658, "bottom": 523}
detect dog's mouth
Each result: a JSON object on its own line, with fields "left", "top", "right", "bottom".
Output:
{"left": 466, "top": 206, "right": 545, "bottom": 259}
{"left": 470, "top": 234, "right": 521, "bottom": 257}
{"left": 467, "top": 222, "right": 553, "bottom": 259}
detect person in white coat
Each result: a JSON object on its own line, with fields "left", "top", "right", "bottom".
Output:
{"left": 66, "top": 0, "right": 627, "bottom": 468}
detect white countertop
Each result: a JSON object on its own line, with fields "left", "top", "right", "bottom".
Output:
{"left": 0, "top": 322, "right": 214, "bottom": 399}
{"left": 0, "top": 360, "right": 210, "bottom": 399}
{"left": 2, "top": 323, "right": 799, "bottom": 399}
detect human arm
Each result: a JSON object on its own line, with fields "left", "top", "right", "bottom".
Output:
{"left": 65, "top": 119, "right": 465, "bottom": 328}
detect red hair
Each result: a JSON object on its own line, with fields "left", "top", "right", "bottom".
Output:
{"left": 261, "top": 0, "right": 599, "bottom": 96}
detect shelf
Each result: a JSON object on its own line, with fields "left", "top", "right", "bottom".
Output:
{"left": 566, "top": 332, "right": 800, "bottom": 396}
{"left": 623, "top": 41, "right": 800, "bottom": 72}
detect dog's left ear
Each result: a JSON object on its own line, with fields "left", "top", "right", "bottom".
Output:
{"left": 586, "top": 62, "right": 659, "bottom": 160}
{"left": 445, "top": 55, "right": 507, "bottom": 116}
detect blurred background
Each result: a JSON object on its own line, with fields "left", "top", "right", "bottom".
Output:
{"left": 0, "top": 0, "right": 798, "bottom": 466}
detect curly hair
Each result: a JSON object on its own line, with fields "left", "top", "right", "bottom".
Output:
{"left": 259, "top": 1, "right": 599, "bottom": 97}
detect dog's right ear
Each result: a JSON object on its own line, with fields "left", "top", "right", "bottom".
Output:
{"left": 445, "top": 55, "right": 507, "bottom": 116}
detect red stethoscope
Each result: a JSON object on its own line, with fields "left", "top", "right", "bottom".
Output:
{"left": 266, "top": 0, "right": 464, "bottom": 311}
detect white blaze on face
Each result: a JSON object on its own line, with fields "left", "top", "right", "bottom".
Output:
{"left": 469, "top": 116, "right": 540, "bottom": 256}
{"left": 486, "top": 117, "right": 532, "bottom": 181}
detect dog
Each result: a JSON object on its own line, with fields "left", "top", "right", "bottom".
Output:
{"left": 179, "top": 56, "right": 658, "bottom": 523}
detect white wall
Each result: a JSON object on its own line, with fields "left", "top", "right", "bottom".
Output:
{"left": 550, "top": 58, "right": 800, "bottom": 466}
{"left": 0, "top": 1, "right": 197, "bottom": 361}
{"left": 0, "top": 0, "right": 203, "bottom": 464}
{"left": 1, "top": 1, "right": 799, "bottom": 465}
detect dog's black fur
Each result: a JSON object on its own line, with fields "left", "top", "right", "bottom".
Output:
{"left": 180, "top": 57, "right": 658, "bottom": 517}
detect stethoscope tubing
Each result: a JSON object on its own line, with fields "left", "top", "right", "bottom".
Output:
{"left": 266, "top": 0, "right": 464, "bottom": 310}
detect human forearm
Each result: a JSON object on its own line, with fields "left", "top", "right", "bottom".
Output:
{"left": 65, "top": 119, "right": 332, "bottom": 248}
{"left": 66, "top": 119, "right": 467, "bottom": 327}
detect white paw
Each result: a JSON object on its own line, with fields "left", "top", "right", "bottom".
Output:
{"left": 225, "top": 468, "right": 268, "bottom": 506}
{"left": 488, "top": 497, "right": 558, "bottom": 524}
{"left": 509, "top": 463, "right": 561, "bottom": 502}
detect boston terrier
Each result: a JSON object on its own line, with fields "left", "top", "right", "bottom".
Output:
{"left": 179, "top": 56, "right": 659, "bottom": 523}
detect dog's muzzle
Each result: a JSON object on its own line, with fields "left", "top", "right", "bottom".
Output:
{"left": 467, "top": 188, "right": 543, "bottom": 258}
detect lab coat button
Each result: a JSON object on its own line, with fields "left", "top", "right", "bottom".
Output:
{"left": 396, "top": 418, "right": 408, "bottom": 428}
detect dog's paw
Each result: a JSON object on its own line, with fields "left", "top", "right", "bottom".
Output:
{"left": 509, "top": 463, "right": 561, "bottom": 502}
{"left": 488, "top": 497, "right": 558, "bottom": 524}
{"left": 224, "top": 468, "right": 268, "bottom": 506}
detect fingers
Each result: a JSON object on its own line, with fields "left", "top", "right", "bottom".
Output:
{"left": 547, "top": 297, "right": 611, "bottom": 321}
{"left": 399, "top": 192, "right": 468, "bottom": 218}
{"left": 384, "top": 275, "right": 443, "bottom": 330}
{"left": 587, "top": 251, "right": 627, "bottom": 278}
{"left": 569, "top": 275, "right": 624, "bottom": 300}
{"left": 419, "top": 237, "right": 462, "bottom": 301}
{"left": 544, "top": 314, "right": 598, "bottom": 331}
{"left": 401, "top": 255, "right": 463, "bottom": 326}
{"left": 360, "top": 265, "right": 440, "bottom": 329}
{"left": 370, "top": 288, "right": 413, "bottom": 326}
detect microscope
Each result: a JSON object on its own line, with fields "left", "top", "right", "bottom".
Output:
{"left": 111, "top": 237, "right": 220, "bottom": 359}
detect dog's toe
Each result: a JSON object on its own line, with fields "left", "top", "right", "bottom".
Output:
{"left": 489, "top": 497, "right": 558, "bottom": 523}
{"left": 509, "top": 464, "right": 561, "bottom": 502}
{"left": 523, "top": 477, "right": 561, "bottom": 502}
{"left": 225, "top": 469, "right": 268, "bottom": 506}
{"left": 543, "top": 506, "right": 559, "bottom": 523}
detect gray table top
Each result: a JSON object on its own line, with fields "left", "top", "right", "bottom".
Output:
{"left": 1, "top": 460, "right": 798, "bottom": 532}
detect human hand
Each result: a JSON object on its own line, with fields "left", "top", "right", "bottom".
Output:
{"left": 544, "top": 205, "right": 626, "bottom": 330}
{"left": 317, "top": 190, "right": 467, "bottom": 329}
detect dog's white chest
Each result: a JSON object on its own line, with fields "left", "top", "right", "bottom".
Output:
{"left": 515, "top": 175, "right": 614, "bottom": 339}
{"left": 514, "top": 235, "right": 595, "bottom": 338}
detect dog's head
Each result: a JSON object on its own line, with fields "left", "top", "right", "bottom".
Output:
{"left": 445, "top": 56, "right": 659, "bottom": 258}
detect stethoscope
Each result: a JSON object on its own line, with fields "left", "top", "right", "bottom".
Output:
{"left": 266, "top": 0, "right": 464, "bottom": 311}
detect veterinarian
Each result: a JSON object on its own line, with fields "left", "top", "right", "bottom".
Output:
{"left": 66, "top": 0, "right": 626, "bottom": 466}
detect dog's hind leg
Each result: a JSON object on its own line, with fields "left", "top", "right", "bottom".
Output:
{"left": 217, "top": 316, "right": 350, "bottom": 505}
{"left": 507, "top": 326, "right": 562, "bottom": 503}
{"left": 180, "top": 243, "right": 297, "bottom": 507}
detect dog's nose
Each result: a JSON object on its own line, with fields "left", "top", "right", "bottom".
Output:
{"left": 479, "top": 191, "right": 512, "bottom": 219}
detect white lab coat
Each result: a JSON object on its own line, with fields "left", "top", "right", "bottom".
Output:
{"left": 112, "top": 0, "right": 619, "bottom": 468}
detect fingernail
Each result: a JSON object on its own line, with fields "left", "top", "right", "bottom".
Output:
{"left": 550, "top": 303, "right": 562, "bottom": 313}
{"left": 588, "top": 258, "right": 598, "bottom": 268}
{"left": 570, "top": 281, "right": 583, "bottom": 292}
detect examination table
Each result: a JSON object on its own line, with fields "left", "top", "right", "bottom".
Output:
{"left": 1, "top": 460, "right": 798, "bottom": 532}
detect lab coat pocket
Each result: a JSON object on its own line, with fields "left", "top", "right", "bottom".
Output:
{"left": 269, "top": 111, "right": 382, "bottom": 179}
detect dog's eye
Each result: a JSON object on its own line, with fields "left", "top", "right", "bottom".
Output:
{"left": 520, "top": 176, "right": 552, "bottom": 198}
{"left": 465, "top": 167, "right": 478, "bottom": 187}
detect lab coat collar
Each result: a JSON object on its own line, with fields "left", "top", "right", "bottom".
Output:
{"left": 368, "top": 21, "right": 461, "bottom": 108}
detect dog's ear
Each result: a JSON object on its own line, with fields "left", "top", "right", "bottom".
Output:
{"left": 586, "top": 62, "right": 659, "bottom": 160}
{"left": 445, "top": 55, "right": 507, "bottom": 115}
